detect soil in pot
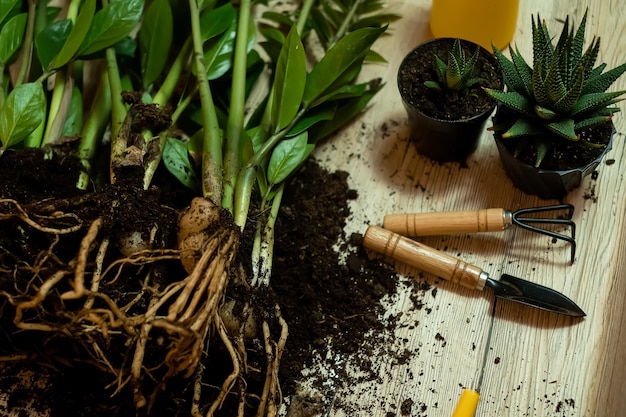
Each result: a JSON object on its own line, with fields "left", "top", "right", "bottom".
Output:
{"left": 397, "top": 38, "right": 503, "bottom": 162}
{"left": 0, "top": 149, "right": 403, "bottom": 416}
{"left": 398, "top": 38, "right": 501, "bottom": 121}
{"left": 492, "top": 107, "right": 615, "bottom": 199}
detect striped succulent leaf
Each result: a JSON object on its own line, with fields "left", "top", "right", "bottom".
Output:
{"left": 424, "top": 39, "right": 483, "bottom": 92}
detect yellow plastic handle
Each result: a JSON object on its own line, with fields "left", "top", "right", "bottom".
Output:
{"left": 451, "top": 389, "right": 480, "bottom": 417}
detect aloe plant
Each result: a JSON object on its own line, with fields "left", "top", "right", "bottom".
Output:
{"left": 485, "top": 11, "right": 626, "bottom": 167}
{"left": 424, "top": 38, "right": 483, "bottom": 92}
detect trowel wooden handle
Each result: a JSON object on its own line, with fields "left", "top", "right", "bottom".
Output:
{"left": 383, "top": 208, "right": 510, "bottom": 236}
{"left": 363, "top": 225, "right": 487, "bottom": 290}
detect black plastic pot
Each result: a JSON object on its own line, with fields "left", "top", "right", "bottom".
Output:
{"left": 493, "top": 122, "right": 616, "bottom": 200}
{"left": 397, "top": 38, "right": 502, "bottom": 163}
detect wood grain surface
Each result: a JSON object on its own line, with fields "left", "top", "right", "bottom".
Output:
{"left": 307, "top": 1, "right": 626, "bottom": 416}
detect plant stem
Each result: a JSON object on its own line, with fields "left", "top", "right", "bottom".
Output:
{"left": 232, "top": 107, "right": 308, "bottom": 227}
{"left": 77, "top": 68, "right": 111, "bottom": 190}
{"left": 296, "top": 0, "right": 315, "bottom": 35}
{"left": 16, "top": 0, "right": 40, "bottom": 86}
{"left": 152, "top": 38, "right": 192, "bottom": 107}
{"left": 222, "top": 0, "right": 252, "bottom": 213}
{"left": 251, "top": 183, "right": 284, "bottom": 287}
{"left": 189, "top": 0, "right": 223, "bottom": 205}
{"left": 329, "top": 0, "right": 363, "bottom": 48}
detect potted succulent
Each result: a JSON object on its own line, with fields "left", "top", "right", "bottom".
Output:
{"left": 397, "top": 38, "right": 503, "bottom": 163}
{"left": 485, "top": 12, "right": 626, "bottom": 199}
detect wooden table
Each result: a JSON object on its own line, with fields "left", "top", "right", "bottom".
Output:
{"left": 309, "top": 1, "right": 626, "bottom": 415}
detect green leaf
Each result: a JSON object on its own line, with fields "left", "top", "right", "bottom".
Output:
{"left": 484, "top": 89, "right": 535, "bottom": 118}
{"left": 35, "top": 19, "right": 72, "bottom": 70}
{"left": 79, "top": 0, "right": 143, "bottom": 56}
{"left": 545, "top": 118, "right": 576, "bottom": 140}
{"left": 287, "top": 105, "right": 336, "bottom": 137}
{"left": 267, "top": 132, "right": 311, "bottom": 185}
{"left": 139, "top": 0, "right": 173, "bottom": 87}
{"left": 0, "top": 0, "right": 19, "bottom": 27}
{"left": 303, "top": 25, "right": 386, "bottom": 106}
{"left": 50, "top": 0, "right": 95, "bottom": 69}
{"left": 200, "top": 3, "right": 236, "bottom": 41}
{"left": 582, "top": 62, "right": 626, "bottom": 94}
{"left": 0, "top": 12, "right": 26, "bottom": 64}
{"left": 203, "top": 22, "right": 235, "bottom": 80}
{"left": 268, "top": 26, "right": 306, "bottom": 132}
{"left": 570, "top": 91, "right": 626, "bottom": 116}
{"left": 309, "top": 80, "right": 383, "bottom": 142}
{"left": 501, "top": 117, "right": 546, "bottom": 138}
{"left": 163, "top": 137, "right": 201, "bottom": 193}
{"left": 0, "top": 82, "right": 46, "bottom": 150}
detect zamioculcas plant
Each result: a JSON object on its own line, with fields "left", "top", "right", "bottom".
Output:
{"left": 485, "top": 11, "right": 626, "bottom": 167}
{"left": 424, "top": 38, "right": 482, "bottom": 92}
{"left": 0, "top": 0, "right": 398, "bottom": 414}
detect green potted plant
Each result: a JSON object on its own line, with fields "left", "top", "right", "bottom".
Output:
{"left": 397, "top": 37, "right": 503, "bottom": 162}
{"left": 485, "top": 12, "right": 626, "bottom": 199}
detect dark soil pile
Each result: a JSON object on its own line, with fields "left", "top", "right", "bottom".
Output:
{"left": 0, "top": 150, "right": 401, "bottom": 416}
{"left": 397, "top": 38, "right": 503, "bottom": 120}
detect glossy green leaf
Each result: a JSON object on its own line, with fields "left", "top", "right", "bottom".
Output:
{"left": 200, "top": 3, "right": 236, "bottom": 41}
{"left": 303, "top": 25, "right": 386, "bottom": 106}
{"left": 0, "top": 12, "right": 26, "bottom": 64}
{"left": 163, "top": 137, "right": 201, "bottom": 193}
{"left": 287, "top": 105, "right": 336, "bottom": 137}
{"left": 268, "top": 26, "right": 306, "bottom": 132}
{"left": 309, "top": 81, "right": 382, "bottom": 142}
{"left": 203, "top": 20, "right": 236, "bottom": 80}
{"left": 0, "top": 82, "right": 46, "bottom": 150}
{"left": 0, "top": 0, "right": 19, "bottom": 27}
{"left": 50, "top": 0, "right": 95, "bottom": 69}
{"left": 267, "top": 132, "right": 311, "bottom": 185}
{"left": 79, "top": 0, "right": 143, "bottom": 56}
{"left": 35, "top": 19, "right": 72, "bottom": 70}
{"left": 139, "top": 0, "right": 173, "bottom": 87}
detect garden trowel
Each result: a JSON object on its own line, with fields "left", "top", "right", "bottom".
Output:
{"left": 363, "top": 225, "right": 585, "bottom": 317}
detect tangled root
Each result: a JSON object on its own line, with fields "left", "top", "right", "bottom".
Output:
{"left": 1, "top": 196, "right": 288, "bottom": 416}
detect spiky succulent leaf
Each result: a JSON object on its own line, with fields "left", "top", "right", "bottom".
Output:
{"left": 553, "top": 65, "right": 585, "bottom": 113}
{"left": 433, "top": 54, "right": 447, "bottom": 83}
{"left": 582, "top": 62, "right": 626, "bottom": 94}
{"left": 534, "top": 137, "right": 551, "bottom": 167}
{"left": 545, "top": 118, "right": 577, "bottom": 140}
{"left": 574, "top": 115, "right": 613, "bottom": 131}
{"left": 570, "top": 90, "right": 626, "bottom": 116}
{"left": 510, "top": 47, "right": 533, "bottom": 96}
{"left": 493, "top": 45, "right": 526, "bottom": 93}
{"left": 425, "top": 39, "right": 482, "bottom": 92}
{"left": 446, "top": 49, "right": 462, "bottom": 89}
{"left": 534, "top": 104, "right": 557, "bottom": 120}
{"left": 485, "top": 89, "right": 535, "bottom": 117}
{"left": 501, "top": 118, "right": 546, "bottom": 138}
{"left": 423, "top": 80, "right": 442, "bottom": 91}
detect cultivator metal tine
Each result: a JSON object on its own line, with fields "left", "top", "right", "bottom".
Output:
{"left": 511, "top": 204, "right": 576, "bottom": 264}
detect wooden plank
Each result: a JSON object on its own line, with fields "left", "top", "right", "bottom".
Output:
{"left": 303, "top": 0, "right": 626, "bottom": 415}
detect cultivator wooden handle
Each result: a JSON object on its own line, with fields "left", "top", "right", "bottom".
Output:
{"left": 383, "top": 208, "right": 510, "bottom": 236}
{"left": 363, "top": 225, "right": 487, "bottom": 290}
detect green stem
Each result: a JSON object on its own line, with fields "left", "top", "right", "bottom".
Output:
{"left": 152, "top": 38, "right": 192, "bottom": 107}
{"left": 16, "top": 0, "right": 39, "bottom": 86}
{"left": 77, "top": 68, "right": 111, "bottom": 190}
{"left": 41, "top": 66, "right": 73, "bottom": 146}
{"left": 296, "top": 0, "right": 315, "bottom": 35}
{"left": 232, "top": 106, "right": 308, "bottom": 227}
{"left": 329, "top": 0, "right": 363, "bottom": 47}
{"left": 189, "top": 0, "right": 223, "bottom": 204}
{"left": 222, "top": 0, "right": 252, "bottom": 212}
{"left": 251, "top": 183, "right": 284, "bottom": 287}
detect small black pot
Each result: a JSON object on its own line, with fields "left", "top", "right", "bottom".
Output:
{"left": 397, "top": 38, "right": 502, "bottom": 163}
{"left": 493, "top": 122, "right": 616, "bottom": 200}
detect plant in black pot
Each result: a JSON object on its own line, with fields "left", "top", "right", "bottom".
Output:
{"left": 485, "top": 12, "right": 626, "bottom": 199}
{"left": 397, "top": 38, "right": 503, "bottom": 163}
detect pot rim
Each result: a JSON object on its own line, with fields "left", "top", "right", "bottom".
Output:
{"left": 397, "top": 37, "right": 501, "bottom": 124}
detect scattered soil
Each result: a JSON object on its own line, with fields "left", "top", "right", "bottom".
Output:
{"left": 397, "top": 38, "right": 503, "bottom": 120}
{"left": 0, "top": 148, "right": 401, "bottom": 416}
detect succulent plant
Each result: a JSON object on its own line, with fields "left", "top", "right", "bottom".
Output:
{"left": 424, "top": 39, "right": 483, "bottom": 92}
{"left": 485, "top": 11, "right": 626, "bottom": 167}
